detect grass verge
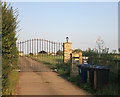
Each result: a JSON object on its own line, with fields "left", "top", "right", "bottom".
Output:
{"left": 3, "top": 71, "right": 19, "bottom": 95}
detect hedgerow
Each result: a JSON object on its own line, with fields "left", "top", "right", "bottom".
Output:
{"left": 2, "top": 2, "right": 19, "bottom": 94}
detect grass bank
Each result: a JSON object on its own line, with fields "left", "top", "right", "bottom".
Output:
{"left": 3, "top": 71, "right": 19, "bottom": 95}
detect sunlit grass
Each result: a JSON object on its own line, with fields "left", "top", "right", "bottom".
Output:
{"left": 3, "top": 71, "right": 19, "bottom": 95}
{"left": 27, "top": 54, "right": 63, "bottom": 66}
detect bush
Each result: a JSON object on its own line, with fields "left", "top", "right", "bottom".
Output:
{"left": 29, "top": 53, "right": 33, "bottom": 55}
{"left": 2, "top": 2, "right": 19, "bottom": 94}
{"left": 56, "top": 50, "right": 63, "bottom": 56}
{"left": 95, "top": 83, "right": 119, "bottom": 95}
{"left": 72, "top": 49, "right": 82, "bottom": 53}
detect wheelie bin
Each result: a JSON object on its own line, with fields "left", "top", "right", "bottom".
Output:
{"left": 78, "top": 64, "right": 94, "bottom": 84}
{"left": 87, "top": 65, "right": 110, "bottom": 90}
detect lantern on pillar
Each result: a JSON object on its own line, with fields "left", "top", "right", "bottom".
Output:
{"left": 66, "top": 37, "right": 69, "bottom": 43}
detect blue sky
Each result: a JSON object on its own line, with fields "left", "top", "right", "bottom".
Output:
{"left": 11, "top": 2, "right": 118, "bottom": 52}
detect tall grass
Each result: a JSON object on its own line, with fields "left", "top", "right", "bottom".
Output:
{"left": 83, "top": 52, "right": 119, "bottom": 95}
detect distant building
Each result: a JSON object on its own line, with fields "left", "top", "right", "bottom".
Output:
{"left": 39, "top": 51, "right": 47, "bottom": 54}
{"left": 19, "top": 51, "right": 24, "bottom": 56}
{"left": 47, "top": 52, "right": 50, "bottom": 54}
{"left": 33, "top": 53, "right": 38, "bottom": 56}
{"left": 51, "top": 52, "right": 55, "bottom": 56}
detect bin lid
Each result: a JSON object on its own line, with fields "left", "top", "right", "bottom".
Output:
{"left": 78, "top": 64, "right": 94, "bottom": 68}
{"left": 87, "top": 65, "right": 97, "bottom": 69}
{"left": 88, "top": 65, "right": 109, "bottom": 70}
{"left": 87, "top": 65, "right": 109, "bottom": 70}
{"left": 95, "top": 66, "right": 109, "bottom": 70}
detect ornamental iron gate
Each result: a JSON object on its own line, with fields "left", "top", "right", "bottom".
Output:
{"left": 16, "top": 39, "right": 64, "bottom": 72}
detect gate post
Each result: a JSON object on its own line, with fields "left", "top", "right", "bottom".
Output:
{"left": 70, "top": 52, "right": 82, "bottom": 77}
{"left": 63, "top": 37, "right": 72, "bottom": 63}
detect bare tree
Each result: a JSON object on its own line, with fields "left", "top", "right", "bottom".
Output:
{"left": 112, "top": 50, "right": 116, "bottom": 54}
{"left": 93, "top": 48, "right": 98, "bottom": 53}
{"left": 96, "top": 37, "right": 104, "bottom": 53}
{"left": 102, "top": 47, "right": 109, "bottom": 54}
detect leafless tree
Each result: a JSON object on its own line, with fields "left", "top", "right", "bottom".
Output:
{"left": 96, "top": 37, "right": 104, "bottom": 53}
{"left": 112, "top": 50, "right": 116, "bottom": 54}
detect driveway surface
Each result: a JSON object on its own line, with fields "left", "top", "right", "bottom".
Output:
{"left": 17, "top": 56, "right": 91, "bottom": 95}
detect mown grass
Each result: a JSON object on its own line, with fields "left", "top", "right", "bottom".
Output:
{"left": 27, "top": 54, "right": 63, "bottom": 69}
{"left": 3, "top": 71, "right": 19, "bottom": 95}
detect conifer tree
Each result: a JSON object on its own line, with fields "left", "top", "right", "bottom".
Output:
{"left": 2, "top": 2, "right": 19, "bottom": 94}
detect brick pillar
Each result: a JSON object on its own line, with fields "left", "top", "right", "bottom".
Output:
{"left": 63, "top": 42, "right": 72, "bottom": 63}
{"left": 70, "top": 52, "right": 82, "bottom": 77}
{"left": 79, "top": 52, "right": 82, "bottom": 64}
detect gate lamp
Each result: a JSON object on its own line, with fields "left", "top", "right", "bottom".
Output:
{"left": 66, "top": 37, "right": 69, "bottom": 43}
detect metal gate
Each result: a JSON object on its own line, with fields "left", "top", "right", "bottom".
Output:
{"left": 16, "top": 39, "right": 63, "bottom": 72}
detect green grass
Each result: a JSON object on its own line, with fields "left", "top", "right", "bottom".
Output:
{"left": 3, "top": 71, "right": 19, "bottom": 95}
{"left": 27, "top": 55, "right": 70, "bottom": 76}
{"left": 27, "top": 54, "right": 63, "bottom": 68}
{"left": 95, "top": 83, "right": 119, "bottom": 95}
{"left": 67, "top": 76, "right": 119, "bottom": 95}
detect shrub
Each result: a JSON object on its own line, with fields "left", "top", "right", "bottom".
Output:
{"left": 2, "top": 2, "right": 19, "bottom": 94}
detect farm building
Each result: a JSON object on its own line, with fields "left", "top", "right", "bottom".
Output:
{"left": 33, "top": 53, "right": 38, "bottom": 56}
{"left": 19, "top": 51, "right": 24, "bottom": 56}
{"left": 51, "top": 52, "right": 56, "bottom": 56}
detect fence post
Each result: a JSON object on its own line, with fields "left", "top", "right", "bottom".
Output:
{"left": 32, "top": 39, "right": 33, "bottom": 54}
{"left": 27, "top": 40, "right": 29, "bottom": 55}
{"left": 54, "top": 42, "right": 55, "bottom": 58}
{"left": 39, "top": 39, "right": 41, "bottom": 53}
{"left": 47, "top": 40, "right": 48, "bottom": 57}
{"left": 37, "top": 39, "right": 38, "bottom": 54}
{"left": 30, "top": 39, "right": 31, "bottom": 53}
{"left": 49, "top": 40, "right": 50, "bottom": 57}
